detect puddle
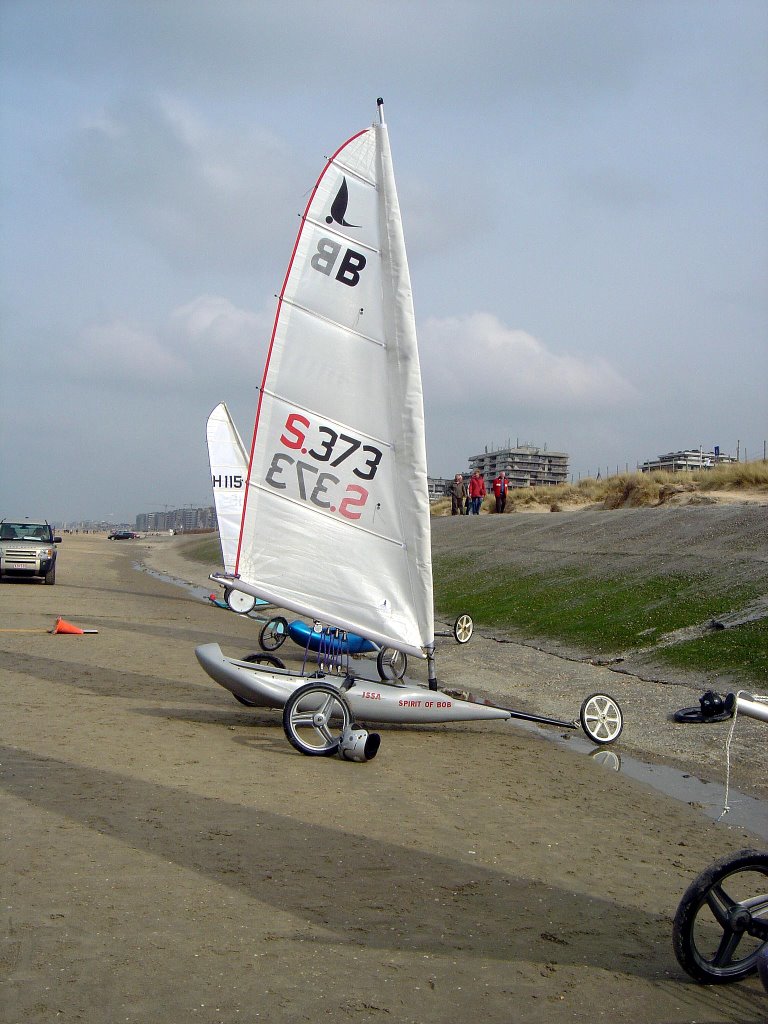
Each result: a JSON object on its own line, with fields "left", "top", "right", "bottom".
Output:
{"left": 137, "top": 563, "right": 213, "bottom": 599}
{"left": 512, "top": 716, "right": 768, "bottom": 842}
{"left": 138, "top": 562, "right": 768, "bottom": 841}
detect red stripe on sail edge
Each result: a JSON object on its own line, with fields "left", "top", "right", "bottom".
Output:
{"left": 234, "top": 127, "right": 371, "bottom": 575}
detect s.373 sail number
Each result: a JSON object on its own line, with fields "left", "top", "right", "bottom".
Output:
{"left": 263, "top": 412, "right": 383, "bottom": 520}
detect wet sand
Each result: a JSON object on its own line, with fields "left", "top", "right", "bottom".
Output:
{"left": 1, "top": 533, "right": 765, "bottom": 1023}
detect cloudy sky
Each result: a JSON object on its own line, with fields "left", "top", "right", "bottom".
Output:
{"left": 1, "top": 0, "right": 766, "bottom": 524}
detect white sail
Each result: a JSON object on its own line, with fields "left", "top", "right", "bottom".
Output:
{"left": 207, "top": 402, "right": 247, "bottom": 574}
{"left": 235, "top": 107, "right": 433, "bottom": 658}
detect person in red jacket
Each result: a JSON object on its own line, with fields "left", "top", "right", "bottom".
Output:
{"left": 492, "top": 471, "right": 509, "bottom": 514}
{"left": 468, "top": 470, "right": 486, "bottom": 515}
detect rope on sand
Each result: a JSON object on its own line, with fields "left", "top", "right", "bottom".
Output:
{"left": 718, "top": 691, "right": 768, "bottom": 821}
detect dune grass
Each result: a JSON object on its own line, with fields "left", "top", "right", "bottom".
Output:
{"left": 431, "top": 459, "right": 768, "bottom": 515}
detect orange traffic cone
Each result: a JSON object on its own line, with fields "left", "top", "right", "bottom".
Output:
{"left": 52, "top": 617, "right": 84, "bottom": 634}
{"left": 51, "top": 617, "right": 98, "bottom": 635}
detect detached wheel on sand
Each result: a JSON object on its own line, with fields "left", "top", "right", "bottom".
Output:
{"left": 282, "top": 682, "right": 352, "bottom": 756}
{"left": 453, "top": 613, "right": 474, "bottom": 644}
{"left": 672, "top": 849, "right": 768, "bottom": 984}
{"left": 579, "top": 693, "right": 623, "bottom": 744}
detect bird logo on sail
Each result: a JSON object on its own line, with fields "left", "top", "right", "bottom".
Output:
{"left": 326, "top": 177, "right": 359, "bottom": 228}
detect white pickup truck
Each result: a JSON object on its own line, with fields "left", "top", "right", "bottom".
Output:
{"left": 0, "top": 519, "right": 62, "bottom": 584}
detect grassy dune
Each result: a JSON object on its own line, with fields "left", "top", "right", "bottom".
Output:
{"left": 430, "top": 459, "right": 768, "bottom": 516}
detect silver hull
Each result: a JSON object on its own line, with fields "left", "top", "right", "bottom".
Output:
{"left": 195, "top": 643, "right": 511, "bottom": 724}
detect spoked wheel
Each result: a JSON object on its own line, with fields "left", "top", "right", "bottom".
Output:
{"left": 231, "top": 653, "right": 286, "bottom": 705}
{"left": 579, "top": 693, "right": 623, "bottom": 744}
{"left": 259, "top": 616, "right": 288, "bottom": 651}
{"left": 672, "top": 849, "right": 768, "bottom": 984}
{"left": 376, "top": 647, "right": 408, "bottom": 680}
{"left": 453, "top": 613, "right": 474, "bottom": 644}
{"left": 282, "top": 682, "right": 352, "bottom": 757}
{"left": 224, "top": 587, "right": 257, "bottom": 615}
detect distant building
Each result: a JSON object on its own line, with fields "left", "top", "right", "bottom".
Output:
{"left": 638, "top": 449, "right": 736, "bottom": 473}
{"left": 135, "top": 506, "right": 216, "bottom": 532}
{"left": 467, "top": 443, "right": 569, "bottom": 489}
{"left": 427, "top": 477, "right": 453, "bottom": 502}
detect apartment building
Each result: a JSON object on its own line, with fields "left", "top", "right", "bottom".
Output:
{"left": 638, "top": 449, "right": 736, "bottom": 473}
{"left": 467, "top": 443, "right": 569, "bottom": 488}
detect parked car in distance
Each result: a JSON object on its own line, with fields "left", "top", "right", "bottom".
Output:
{"left": 108, "top": 531, "right": 138, "bottom": 540}
{"left": 0, "top": 519, "right": 61, "bottom": 584}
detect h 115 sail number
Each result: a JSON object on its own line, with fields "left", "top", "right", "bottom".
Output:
{"left": 264, "top": 412, "right": 383, "bottom": 520}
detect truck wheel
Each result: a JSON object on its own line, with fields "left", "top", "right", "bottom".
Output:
{"left": 44, "top": 565, "right": 56, "bottom": 585}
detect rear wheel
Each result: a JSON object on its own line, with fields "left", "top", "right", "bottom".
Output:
{"left": 260, "top": 616, "right": 288, "bottom": 651}
{"left": 282, "top": 682, "right": 351, "bottom": 756}
{"left": 233, "top": 693, "right": 258, "bottom": 706}
{"left": 243, "top": 653, "right": 285, "bottom": 669}
{"left": 233, "top": 653, "right": 286, "bottom": 706}
{"left": 376, "top": 647, "right": 407, "bottom": 680}
{"left": 453, "top": 613, "right": 473, "bottom": 644}
{"left": 579, "top": 693, "right": 623, "bottom": 744}
{"left": 672, "top": 850, "right": 768, "bottom": 984}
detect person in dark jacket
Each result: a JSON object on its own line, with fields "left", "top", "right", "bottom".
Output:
{"left": 449, "top": 474, "right": 468, "bottom": 516}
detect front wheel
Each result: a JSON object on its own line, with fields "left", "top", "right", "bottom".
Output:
{"left": 453, "top": 613, "right": 474, "bottom": 644}
{"left": 225, "top": 587, "right": 257, "bottom": 615}
{"left": 579, "top": 693, "right": 623, "bottom": 744}
{"left": 672, "top": 849, "right": 768, "bottom": 984}
{"left": 44, "top": 564, "right": 56, "bottom": 585}
{"left": 260, "top": 616, "right": 288, "bottom": 651}
{"left": 282, "top": 682, "right": 352, "bottom": 756}
{"left": 376, "top": 647, "right": 407, "bottom": 680}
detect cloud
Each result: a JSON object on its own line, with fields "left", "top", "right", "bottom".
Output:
{"left": 68, "top": 296, "right": 270, "bottom": 391}
{"left": 66, "top": 94, "right": 306, "bottom": 275}
{"left": 421, "top": 312, "right": 637, "bottom": 410}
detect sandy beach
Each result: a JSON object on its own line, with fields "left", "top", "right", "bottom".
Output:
{"left": 1, "top": 531, "right": 766, "bottom": 1023}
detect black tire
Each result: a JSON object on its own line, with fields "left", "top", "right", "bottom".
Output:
{"left": 243, "top": 652, "right": 286, "bottom": 669}
{"left": 758, "top": 945, "right": 768, "bottom": 993}
{"left": 282, "top": 682, "right": 351, "bottom": 756}
{"left": 232, "top": 654, "right": 286, "bottom": 706}
{"left": 376, "top": 647, "right": 407, "bottom": 680}
{"left": 579, "top": 693, "right": 623, "bottom": 744}
{"left": 44, "top": 564, "right": 56, "bottom": 585}
{"left": 259, "top": 616, "right": 288, "bottom": 651}
{"left": 453, "top": 613, "right": 474, "bottom": 644}
{"left": 672, "top": 849, "right": 768, "bottom": 984}
{"left": 233, "top": 693, "right": 258, "bottom": 707}
{"left": 673, "top": 706, "right": 732, "bottom": 724}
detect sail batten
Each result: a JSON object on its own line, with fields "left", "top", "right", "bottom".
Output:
{"left": 235, "top": 113, "right": 434, "bottom": 655}
{"left": 329, "top": 159, "right": 376, "bottom": 187}
{"left": 302, "top": 216, "right": 380, "bottom": 254}
{"left": 279, "top": 296, "right": 385, "bottom": 347}
{"left": 248, "top": 482, "right": 408, "bottom": 546}
{"left": 258, "top": 390, "right": 394, "bottom": 450}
